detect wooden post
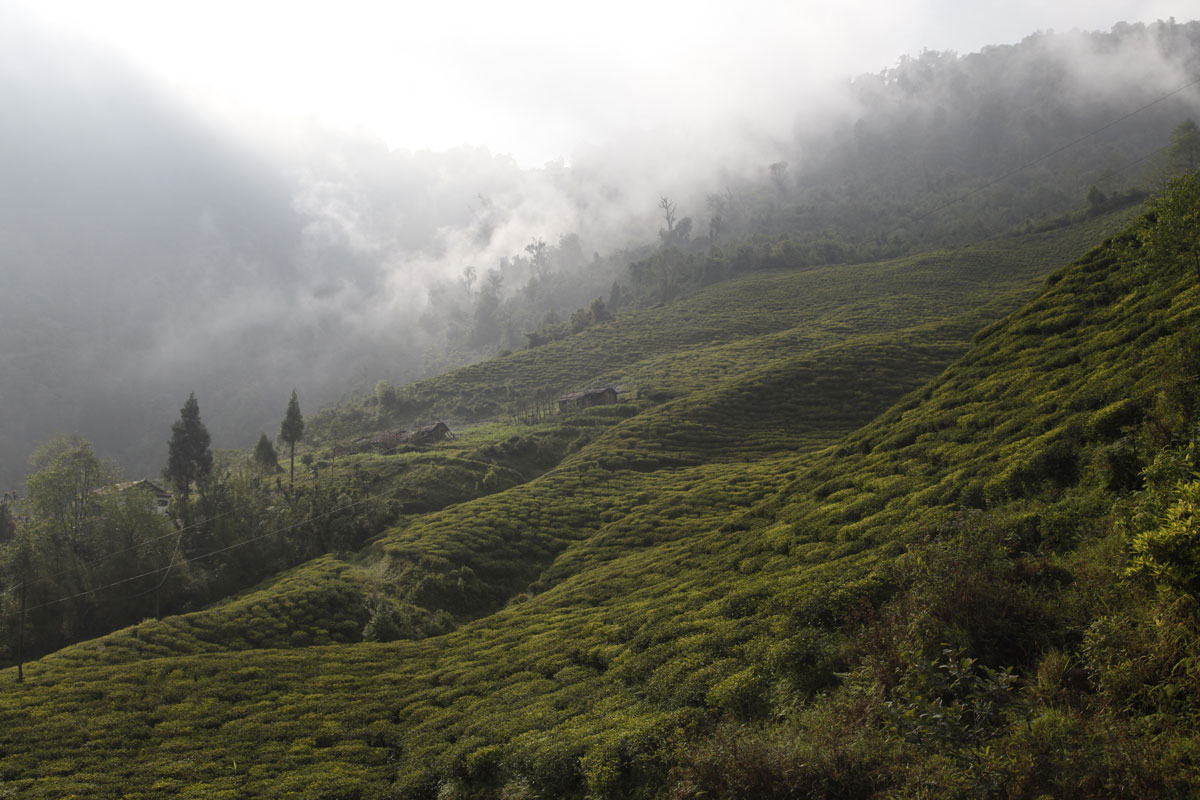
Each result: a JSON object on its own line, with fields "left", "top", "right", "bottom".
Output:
{"left": 16, "top": 581, "right": 25, "bottom": 683}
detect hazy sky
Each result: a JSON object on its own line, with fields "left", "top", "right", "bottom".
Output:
{"left": 6, "top": 0, "right": 1197, "bottom": 165}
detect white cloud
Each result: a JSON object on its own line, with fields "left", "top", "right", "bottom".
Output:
{"left": 8, "top": 0, "right": 1197, "bottom": 165}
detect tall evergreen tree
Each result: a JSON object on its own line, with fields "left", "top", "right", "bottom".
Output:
{"left": 253, "top": 433, "right": 279, "bottom": 472}
{"left": 165, "top": 393, "right": 213, "bottom": 516}
{"left": 280, "top": 390, "right": 304, "bottom": 484}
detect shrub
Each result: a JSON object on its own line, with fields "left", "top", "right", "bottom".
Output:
{"left": 1128, "top": 480, "right": 1200, "bottom": 601}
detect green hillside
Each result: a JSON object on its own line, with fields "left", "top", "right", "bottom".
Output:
{"left": 2, "top": 183, "right": 1200, "bottom": 799}
{"left": 30, "top": 210, "right": 1128, "bottom": 670}
{"left": 340, "top": 214, "right": 1131, "bottom": 428}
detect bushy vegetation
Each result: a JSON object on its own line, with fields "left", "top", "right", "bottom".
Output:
{"left": 315, "top": 207, "right": 1133, "bottom": 438}
{"left": 0, "top": 170, "right": 1195, "bottom": 798}
{"left": 0, "top": 412, "right": 615, "bottom": 665}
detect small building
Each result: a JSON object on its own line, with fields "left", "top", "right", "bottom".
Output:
{"left": 557, "top": 386, "right": 619, "bottom": 413}
{"left": 332, "top": 423, "right": 453, "bottom": 456}
{"left": 99, "top": 480, "right": 173, "bottom": 514}
{"left": 337, "top": 430, "right": 411, "bottom": 456}
{"left": 405, "top": 422, "right": 453, "bottom": 447}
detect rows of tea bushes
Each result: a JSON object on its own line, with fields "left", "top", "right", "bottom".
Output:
{"left": 2, "top": 195, "right": 1188, "bottom": 796}
{"left": 28, "top": 212, "right": 1120, "bottom": 674}
{"left": 313, "top": 209, "right": 1136, "bottom": 434}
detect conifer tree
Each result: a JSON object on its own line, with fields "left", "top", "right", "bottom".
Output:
{"left": 254, "top": 432, "right": 279, "bottom": 472}
{"left": 280, "top": 390, "right": 304, "bottom": 484}
{"left": 165, "top": 393, "right": 212, "bottom": 516}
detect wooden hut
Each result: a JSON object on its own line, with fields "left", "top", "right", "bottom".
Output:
{"left": 97, "top": 480, "right": 172, "bottom": 514}
{"left": 557, "top": 386, "right": 619, "bottom": 413}
{"left": 405, "top": 422, "right": 453, "bottom": 446}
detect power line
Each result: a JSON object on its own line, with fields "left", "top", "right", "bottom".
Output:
{"left": 0, "top": 498, "right": 242, "bottom": 599}
{"left": 3, "top": 486, "right": 390, "bottom": 619}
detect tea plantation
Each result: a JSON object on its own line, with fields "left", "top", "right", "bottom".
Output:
{"left": 3, "top": 191, "right": 1200, "bottom": 798}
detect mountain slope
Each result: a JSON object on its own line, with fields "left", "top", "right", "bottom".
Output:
{"left": 33, "top": 211, "right": 1132, "bottom": 671}
{"left": 3, "top": 194, "right": 1198, "bottom": 797}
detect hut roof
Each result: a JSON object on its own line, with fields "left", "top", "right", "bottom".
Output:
{"left": 558, "top": 386, "right": 617, "bottom": 402}
{"left": 98, "top": 479, "right": 171, "bottom": 498}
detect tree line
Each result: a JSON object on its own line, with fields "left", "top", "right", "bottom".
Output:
{"left": 0, "top": 388, "right": 387, "bottom": 675}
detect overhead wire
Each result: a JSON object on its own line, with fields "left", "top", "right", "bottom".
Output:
{"left": 3, "top": 484, "right": 391, "bottom": 619}
{"left": 0, "top": 496, "right": 244, "bottom": 598}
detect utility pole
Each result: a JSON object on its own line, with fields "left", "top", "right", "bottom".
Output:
{"left": 16, "top": 580, "right": 25, "bottom": 683}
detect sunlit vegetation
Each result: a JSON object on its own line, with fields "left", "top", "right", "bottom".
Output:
{"left": 2, "top": 163, "right": 1199, "bottom": 798}
{"left": 318, "top": 207, "right": 1134, "bottom": 436}
{"left": 7, "top": 20, "right": 1200, "bottom": 789}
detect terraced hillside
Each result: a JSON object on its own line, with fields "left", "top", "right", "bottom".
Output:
{"left": 5, "top": 195, "right": 1200, "bottom": 798}
{"left": 39, "top": 211, "right": 1128, "bottom": 670}
{"left": 337, "top": 216, "right": 1132, "bottom": 428}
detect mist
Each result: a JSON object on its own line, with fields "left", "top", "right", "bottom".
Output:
{"left": 2, "top": 6, "right": 1200, "bottom": 487}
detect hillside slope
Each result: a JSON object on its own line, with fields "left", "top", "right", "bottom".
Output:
{"left": 3, "top": 194, "right": 1198, "bottom": 797}
{"left": 35, "top": 211, "right": 1131, "bottom": 671}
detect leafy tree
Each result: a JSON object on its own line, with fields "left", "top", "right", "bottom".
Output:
{"left": 568, "top": 306, "right": 590, "bottom": 333}
{"left": 254, "top": 433, "right": 279, "bottom": 472}
{"left": 3, "top": 436, "right": 179, "bottom": 661}
{"left": 1142, "top": 172, "right": 1200, "bottom": 277}
{"left": 658, "top": 196, "right": 677, "bottom": 243}
{"left": 1128, "top": 479, "right": 1200, "bottom": 601}
{"left": 24, "top": 438, "right": 116, "bottom": 538}
{"left": 26, "top": 433, "right": 91, "bottom": 473}
{"left": 769, "top": 160, "right": 789, "bottom": 193}
{"left": 280, "top": 389, "right": 305, "bottom": 484}
{"left": 673, "top": 216, "right": 693, "bottom": 244}
{"left": 588, "top": 296, "right": 611, "bottom": 324}
{"left": 460, "top": 265, "right": 477, "bottom": 296}
{"left": 91, "top": 484, "right": 180, "bottom": 620}
{"left": 467, "top": 284, "right": 503, "bottom": 349}
{"left": 165, "top": 393, "right": 213, "bottom": 516}
{"left": 1170, "top": 118, "right": 1200, "bottom": 174}
{"left": 524, "top": 238, "right": 548, "bottom": 281}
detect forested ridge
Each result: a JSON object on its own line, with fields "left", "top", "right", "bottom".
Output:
{"left": 2, "top": 18, "right": 1200, "bottom": 800}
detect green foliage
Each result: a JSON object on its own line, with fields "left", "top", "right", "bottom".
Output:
{"left": 6, "top": 189, "right": 1200, "bottom": 797}
{"left": 280, "top": 389, "right": 305, "bottom": 483}
{"left": 1169, "top": 118, "right": 1200, "bottom": 174}
{"left": 1128, "top": 478, "right": 1200, "bottom": 600}
{"left": 253, "top": 433, "right": 279, "bottom": 472}
{"left": 23, "top": 439, "right": 117, "bottom": 535}
{"left": 1141, "top": 172, "right": 1200, "bottom": 277}
{"left": 313, "top": 207, "right": 1132, "bottom": 440}
{"left": 885, "top": 646, "right": 1021, "bottom": 752}
{"left": 0, "top": 439, "right": 181, "bottom": 662}
{"left": 165, "top": 393, "right": 213, "bottom": 507}
{"left": 0, "top": 498, "right": 14, "bottom": 545}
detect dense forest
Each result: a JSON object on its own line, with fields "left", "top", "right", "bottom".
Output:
{"left": 3, "top": 17, "right": 1200, "bottom": 800}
